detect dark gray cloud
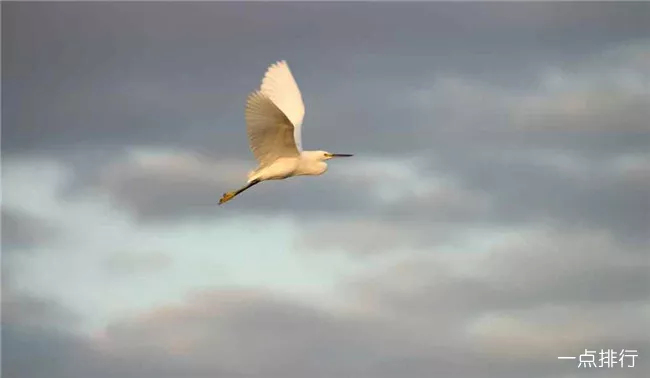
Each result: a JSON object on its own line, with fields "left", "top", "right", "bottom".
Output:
{"left": 427, "top": 150, "right": 650, "bottom": 244}
{"left": 1, "top": 208, "right": 57, "bottom": 251}
{"left": 3, "top": 2, "right": 649, "bottom": 155}
{"left": 3, "top": 230, "right": 648, "bottom": 378}
{"left": 3, "top": 2, "right": 649, "bottom": 240}
{"left": 2, "top": 291, "right": 80, "bottom": 330}
{"left": 346, "top": 230, "right": 650, "bottom": 316}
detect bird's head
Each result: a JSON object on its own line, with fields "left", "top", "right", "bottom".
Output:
{"left": 319, "top": 151, "right": 354, "bottom": 161}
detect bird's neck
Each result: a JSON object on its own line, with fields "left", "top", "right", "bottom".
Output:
{"left": 301, "top": 150, "right": 322, "bottom": 159}
{"left": 296, "top": 153, "right": 328, "bottom": 176}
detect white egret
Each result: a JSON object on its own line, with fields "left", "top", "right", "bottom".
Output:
{"left": 219, "top": 60, "right": 353, "bottom": 205}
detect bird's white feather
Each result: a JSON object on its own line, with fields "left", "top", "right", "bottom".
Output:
{"left": 245, "top": 91, "right": 300, "bottom": 168}
{"left": 260, "top": 60, "right": 305, "bottom": 151}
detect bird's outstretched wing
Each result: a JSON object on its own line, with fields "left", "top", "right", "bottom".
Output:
{"left": 259, "top": 60, "right": 305, "bottom": 151}
{"left": 245, "top": 91, "right": 300, "bottom": 167}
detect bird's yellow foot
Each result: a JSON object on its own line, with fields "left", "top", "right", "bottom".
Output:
{"left": 219, "top": 191, "right": 236, "bottom": 205}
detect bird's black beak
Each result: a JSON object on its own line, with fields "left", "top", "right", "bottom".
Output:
{"left": 330, "top": 153, "right": 354, "bottom": 158}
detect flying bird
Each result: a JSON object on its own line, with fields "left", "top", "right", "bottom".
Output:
{"left": 219, "top": 61, "right": 353, "bottom": 205}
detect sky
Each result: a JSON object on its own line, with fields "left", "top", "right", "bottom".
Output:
{"left": 2, "top": 1, "right": 650, "bottom": 378}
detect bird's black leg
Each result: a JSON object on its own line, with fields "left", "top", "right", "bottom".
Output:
{"left": 233, "top": 178, "right": 261, "bottom": 197}
{"left": 219, "top": 179, "right": 261, "bottom": 205}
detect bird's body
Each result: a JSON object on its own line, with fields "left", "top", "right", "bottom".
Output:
{"left": 219, "top": 61, "right": 352, "bottom": 205}
{"left": 248, "top": 152, "right": 328, "bottom": 182}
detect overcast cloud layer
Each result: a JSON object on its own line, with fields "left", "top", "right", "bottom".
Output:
{"left": 3, "top": 2, "right": 649, "bottom": 378}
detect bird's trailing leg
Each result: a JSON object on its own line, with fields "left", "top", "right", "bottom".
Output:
{"left": 218, "top": 179, "right": 261, "bottom": 205}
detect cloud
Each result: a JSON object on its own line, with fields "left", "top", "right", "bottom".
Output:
{"left": 512, "top": 44, "right": 650, "bottom": 134}
{"left": 1, "top": 209, "right": 57, "bottom": 251}
{"left": 295, "top": 175, "right": 492, "bottom": 255}
{"left": 342, "top": 229, "right": 649, "bottom": 317}
{"left": 3, "top": 228, "right": 648, "bottom": 378}
{"left": 4, "top": 2, "right": 649, "bottom": 156}
{"left": 4, "top": 4, "right": 648, "bottom": 240}
{"left": 94, "top": 149, "right": 249, "bottom": 221}
{"left": 103, "top": 251, "right": 172, "bottom": 276}
{"left": 298, "top": 146, "right": 649, "bottom": 255}
{"left": 428, "top": 149, "right": 650, "bottom": 245}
